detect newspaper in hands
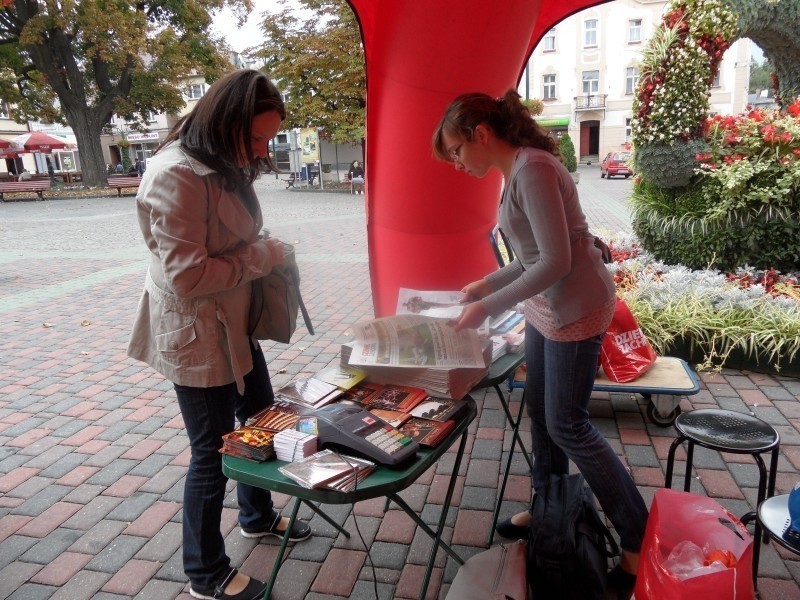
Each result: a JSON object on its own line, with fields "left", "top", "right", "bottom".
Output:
{"left": 346, "top": 314, "right": 487, "bottom": 368}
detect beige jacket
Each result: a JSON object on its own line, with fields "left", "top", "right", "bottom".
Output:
{"left": 127, "top": 143, "right": 275, "bottom": 394}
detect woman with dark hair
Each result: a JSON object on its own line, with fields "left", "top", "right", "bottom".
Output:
{"left": 433, "top": 90, "right": 647, "bottom": 598}
{"left": 128, "top": 69, "right": 311, "bottom": 600}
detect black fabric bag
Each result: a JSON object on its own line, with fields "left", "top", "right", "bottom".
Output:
{"left": 527, "top": 473, "right": 619, "bottom": 600}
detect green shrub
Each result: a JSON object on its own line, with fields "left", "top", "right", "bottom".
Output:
{"left": 559, "top": 133, "right": 577, "bottom": 173}
{"left": 630, "top": 180, "right": 800, "bottom": 272}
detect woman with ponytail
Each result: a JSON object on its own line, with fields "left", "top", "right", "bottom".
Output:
{"left": 433, "top": 90, "right": 646, "bottom": 598}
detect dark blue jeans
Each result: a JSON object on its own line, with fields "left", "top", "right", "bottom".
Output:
{"left": 174, "top": 343, "right": 277, "bottom": 588}
{"left": 524, "top": 321, "right": 648, "bottom": 552}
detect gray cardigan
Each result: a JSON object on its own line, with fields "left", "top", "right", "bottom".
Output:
{"left": 482, "top": 147, "right": 615, "bottom": 328}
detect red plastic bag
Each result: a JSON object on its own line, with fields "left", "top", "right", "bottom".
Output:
{"left": 599, "top": 297, "right": 657, "bottom": 382}
{"left": 634, "top": 489, "right": 754, "bottom": 600}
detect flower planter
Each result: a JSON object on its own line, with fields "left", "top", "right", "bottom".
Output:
{"left": 664, "top": 339, "right": 800, "bottom": 378}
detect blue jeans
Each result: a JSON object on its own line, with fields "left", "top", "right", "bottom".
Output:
{"left": 174, "top": 343, "right": 277, "bottom": 588}
{"left": 524, "top": 321, "right": 648, "bottom": 552}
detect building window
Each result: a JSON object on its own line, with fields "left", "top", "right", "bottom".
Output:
{"left": 628, "top": 19, "right": 642, "bottom": 43}
{"left": 625, "top": 118, "right": 632, "bottom": 142}
{"left": 543, "top": 74, "right": 557, "bottom": 100}
{"left": 584, "top": 19, "right": 598, "bottom": 47}
{"left": 582, "top": 70, "right": 599, "bottom": 95}
{"left": 187, "top": 83, "right": 205, "bottom": 100}
{"left": 147, "top": 111, "right": 158, "bottom": 123}
{"left": 712, "top": 69, "right": 721, "bottom": 87}
{"left": 0, "top": 102, "right": 8, "bottom": 119}
{"left": 543, "top": 28, "right": 556, "bottom": 52}
{"left": 625, "top": 67, "right": 639, "bottom": 95}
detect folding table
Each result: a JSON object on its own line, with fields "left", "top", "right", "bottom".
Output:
{"left": 472, "top": 352, "right": 532, "bottom": 545}
{"left": 222, "top": 396, "right": 477, "bottom": 600}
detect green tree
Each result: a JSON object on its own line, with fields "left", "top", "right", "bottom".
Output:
{"left": 0, "top": 0, "right": 250, "bottom": 187}
{"left": 749, "top": 59, "right": 773, "bottom": 94}
{"left": 559, "top": 133, "right": 577, "bottom": 173}
{"left": 253, "top": 0, "right": 365, "bottom": 147}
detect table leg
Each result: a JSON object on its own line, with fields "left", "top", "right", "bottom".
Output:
{"left": 494, "top": 384, "right": 532, "bottom": 470}
{"left": 387, "top": 494, "right": 462, "bottom": 564}
{"left": 488, "top": 392, "right": 528, "bottom": 545}
{"left": 301, "top": 500, "right": 351, "bottom": 538}
{"left": 418, "top": 428, "right": 469, "bottom": 600}
{"left": 263, "top": 498, "right": 301, "bottom": 600}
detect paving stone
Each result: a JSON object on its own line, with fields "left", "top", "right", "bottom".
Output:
{"left": 63, "top": 495, "right": 124, "bottom": 530}
{"left": 85, "top": 534, "right": 149, "bottom": 573}
{"left": 6, "top": 583, "right": 54, "bottom": 600}
{"left": 459, "top": 485, "right": 497, "bottom": 511}
{"left": 307, "top": 547, "right": 367, "bottom": 597}
{"left": 12, "top": 485, "right": 74, "bottom": 517}
{"left": 101, "top": 558, "right": 162, "bottom": 596}
{"left": 134, "top": 521, "right": 182, "bottom": 563}
{"left": 132, "top": 579, "right": 186, "bottom": 600}
{"left": 470, "top": 438, "right": 503, "bottom": 460}
{"left": 282, "top": 533, "right": 335, "bottom": 562}
{"left": 623, "top": 444, "right": 660, "bottom": 467}
{"left": 127, "top": 452, "right": 173, "bottom": 477}
{"left": 38, "top": 451, "right": 92, "bottom": 479}
{"left": 0, "top": 561, "right": 42, "bottom": 599}
{"left": 105, "top": 492, "right": 160, "bottom": 522}
{"left": 29, "top": 551, "right": 93, "bottom": 586}
{"left": 0, "top": 535, "right": 39, "bottom": 570}
{"left": 20, "top": 526, "right": 83, "bottom": 563}
{"left": 155, "top": 549, "right": 186, "bottom": 583}
{"left": 68, "top": 519, "right": 128, "bottom": 554}
{"left": 349, "top": 579, "right": 395, "bottom": 600}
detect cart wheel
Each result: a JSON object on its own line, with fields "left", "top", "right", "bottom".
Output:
{"left": 646, "top": 401, "right": 681, "bottom": 427}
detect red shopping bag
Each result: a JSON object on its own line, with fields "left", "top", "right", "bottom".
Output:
{"left": 634, "top": 489, "right": 754, "bottom": 600}
{"left": 599, "top": 297, "right": 657, "bottom": 382}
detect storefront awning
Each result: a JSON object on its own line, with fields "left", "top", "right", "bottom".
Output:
{"left": 535, "top": 117, "right": 570, "bottom": 127}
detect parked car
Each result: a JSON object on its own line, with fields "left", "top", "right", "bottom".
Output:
{"left": 600, "top": 152, "right": 633, "bottom": 179}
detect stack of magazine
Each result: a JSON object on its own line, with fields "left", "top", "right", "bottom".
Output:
{"left": 279, "top": 449, "right": 376, "bottom": 491}
{"left": 340, "top": 289, "right": 491, "bottom": 400}
{"left": 341, "top": 341, "right": 490, "bottom": 401}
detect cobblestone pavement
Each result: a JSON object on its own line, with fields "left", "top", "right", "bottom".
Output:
{"left": 1, "top": 166, "right": 798, "bottom": 599}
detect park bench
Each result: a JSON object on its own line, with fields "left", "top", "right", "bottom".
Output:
{"left": 0, "top": 179, "right": 52, "bottom": 201}
{"left": 108, "top": 176, "right": 142, "bottom": 197}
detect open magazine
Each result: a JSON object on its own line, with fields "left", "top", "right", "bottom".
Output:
{"left": 346, "top": 314, "right": 486, "bottom": 369}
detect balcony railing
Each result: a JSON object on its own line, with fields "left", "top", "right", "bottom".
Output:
{"left": 574, "top": 94, "right": 607, "bottom": 110}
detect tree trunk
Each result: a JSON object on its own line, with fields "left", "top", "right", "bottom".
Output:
{"left": 64, "top": 108, "right": 109, "bottom": 188}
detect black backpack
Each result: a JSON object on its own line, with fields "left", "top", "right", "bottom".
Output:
{"left": 527, "top": 473, "right": 619, "bottom": 599}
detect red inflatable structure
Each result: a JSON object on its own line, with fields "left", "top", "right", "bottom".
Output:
{"left": 347, "top": 0, "right": 609, "bottom": 316}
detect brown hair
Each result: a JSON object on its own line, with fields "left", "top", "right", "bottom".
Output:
{"left": 432, "top": 89, "right": 559, "bottom": 161}
{"left": 160, "top": 69, "right": 286, "bottom": 190}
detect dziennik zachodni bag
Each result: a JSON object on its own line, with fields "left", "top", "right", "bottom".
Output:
{"left": 248, "top": 243, "right": 313, "bottom": 344}
{"left": 527, "top": 473, "right": 619, "bottom": 600}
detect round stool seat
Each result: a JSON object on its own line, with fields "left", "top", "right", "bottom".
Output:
{"left": 674, "top": 408, "right": 779, "bottom": 453}
{"left": 758, "top": 495, "right": 800, "bottom": 554}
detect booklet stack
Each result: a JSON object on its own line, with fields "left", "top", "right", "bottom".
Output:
{"left": 278, "top": 449, "right": 376, "bottom": 491}
{"left": 399, "top": 396, "right": 469, "bottom": 447}
{"left": 273, "top": 429, "right": 318, "bottom": 462}
{"left": 220, "top": 427, "right": 276, "bottom": 462}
